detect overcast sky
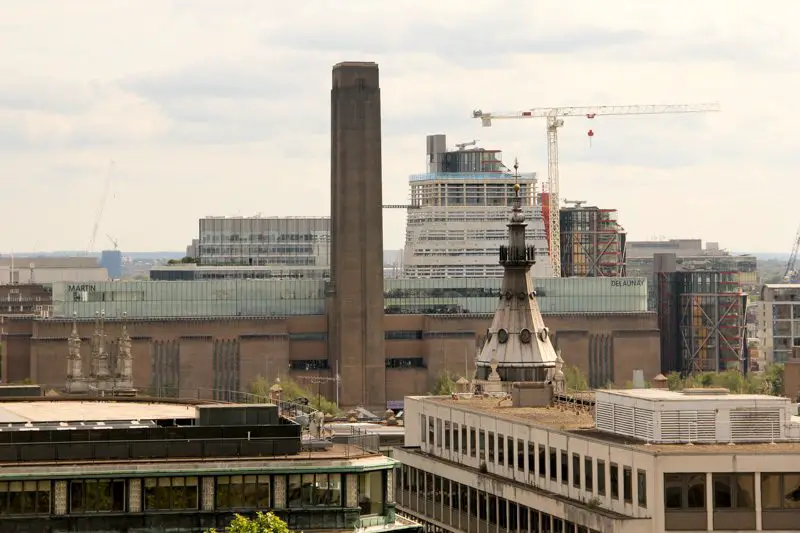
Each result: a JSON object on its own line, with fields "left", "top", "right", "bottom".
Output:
{"left": 1, "top": 1, "right": 797, "bottom": 254}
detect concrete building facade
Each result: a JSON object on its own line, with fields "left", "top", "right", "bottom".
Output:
{"left": 328, "top": 62, "right": 386, "bottom": 410}
{"left": 2, "top": 311, "right": 658, "bottom": 403}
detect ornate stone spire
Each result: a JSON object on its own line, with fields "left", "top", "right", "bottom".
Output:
{"left": 475, "top": 161, "right": 558, "bottom": 384}
{"left": 93, "top": 310, "right": 110, "bottom": 381}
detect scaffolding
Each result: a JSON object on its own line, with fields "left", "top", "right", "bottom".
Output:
{"left": 559, "top": 207, "right": 626, "bottom": 277}
{"left": 657, "top": 271, "right": 747, "bottom": 374}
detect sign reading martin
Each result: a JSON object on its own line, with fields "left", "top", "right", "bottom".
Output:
{"left": 67, "top": 284, "right": 97, "bottom": 293}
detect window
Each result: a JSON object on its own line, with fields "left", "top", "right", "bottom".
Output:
{"left": 470, "top": 427, "right": 476, "bottom": 457}
{"left": 143, "top": 477, "right": 198, "bottom": 511}
{"left": 549, "top": 448, "right": 557, "bottom": 481}
{"left": 436, "top": 419, "right": 442, "bottom": 447}
{"left": 517, "top": 439, "right": 525, "bottom": 471}
{"left": 507, "top": 438, "right": 514, "bottom": 469}
{"left": 527, "top": 442, "right": 535, "bottom": 474}
{"left": 623, "top": 467, "right": 633, "bottom": 503}
{"left": 286, "top": 473, "right": 342, "bottom": 508}
{"left": 0, "top": 481, "right": 51, "bottom": 515}
{"left": 664, "top": 473, "right": 707, "bottom": 509}
{"left": 216, "top": 475, "right": 271, "bottom": 509}
{"left": 497, "top": 433, "right": 504, "bottom": 465}
{"left": 70, "top": 479, "right": 125, "bottom": 513}
{"left": 539, "top": 445, "right": 546, "bottom": 478}
{"left": 461, "top": 425, "right": 468, "bottom": 455}
{"left": 762, "top": 472, "right": 800, "bottom": 509}
{"left": 610, "top": 463, "right": 619, "bottom": 500}
{"left": 428, "top": 417, "right": 434, "bottom": 444}
{"left": 357, "top": 471, "right": 385, "bottom": 515}
{"left": 560, "top": 450, "right": 569, "bottom": 485}
{"left": 488, "top": 432, "right": 495, "bottom": 462}
{"left": 637, "top": 470, "right": 647, "bottom": 507}
{"left": 585, "top": 458, "right": 593, "bottom": 492}
{"left": 572, "top": 454, "right": 581, "bottom": 488}
{"left": 453, "top": 423, "right": 459, "bottom": 452}
{"left": 420, "top": 415, "right": 426, "bottom": 443}
{"left": 444, "top": 421, "right": 451, "bottom": 450}
{"left": 713, "top": 473, "right": 755, "bottom": 509}
{"left": 479, "top": 430, "right": 486, "bottom": 460}
{"left": 597, "top": 460, "right": 606, "bottom": 496}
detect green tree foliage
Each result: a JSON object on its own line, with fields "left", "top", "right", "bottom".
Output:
{"left": 664, "top": 366, "right": 785, "bottom": 396}
{"left": 431, "top": 372, "right": 457, "bottom": 395}
{"left": 207, "top": 512, "right": 292, "bottom": 533}
{"left": 563, "top": 364, "right": 589, "bottom": 391}
{"left": 248, "top": 375, "right": 340, "bottom": 415}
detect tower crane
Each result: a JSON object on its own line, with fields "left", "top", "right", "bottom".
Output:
{"left": 87, "top": 161, "right": 116, "bottom": 254}
{"left": 472, "top": 103, "right": 721, "bottom": 277}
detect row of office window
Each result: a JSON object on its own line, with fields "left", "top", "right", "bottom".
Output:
{"left": 398, "top": 465, "right": 599, "bottom": 533}
{"left": 665, "top": 472, "right": 800, "bottom": 511}
{"left": 0, "top": 472, "right": 385, "bottom": 516}
{"left": 421, "top": 414, "right": 646, "bottom": 508}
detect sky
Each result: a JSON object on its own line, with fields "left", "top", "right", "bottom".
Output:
{"left": 1, "top": 1, "right": 797, "bottom": 254}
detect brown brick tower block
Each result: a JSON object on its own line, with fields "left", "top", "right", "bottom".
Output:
{"left": 328, "top": 62, "right": 386, "bottom": 410}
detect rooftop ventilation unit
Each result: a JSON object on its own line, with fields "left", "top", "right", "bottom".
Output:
{"left": 595, "top": 389, "right": 799, "bottom": 444}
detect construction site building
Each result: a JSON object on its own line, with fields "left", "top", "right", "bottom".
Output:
{"left": 559, "top": 204, "right": 626, "bottom": 277}
{"left": 403, "top": 134, "right": 551, "bottom": 278}
{"left": 656, "top": 260, "right": 747, "bottom": 374}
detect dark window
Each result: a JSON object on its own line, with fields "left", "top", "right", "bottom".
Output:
{"left": 436, "top": 419, "right": 442, "bottom": 447}
{"left": 444, "top": 421, "right": 451, "bottom": 450}
{"left": 610, "top": 463, "right": 619, "bottom": 500}
{"left": 637, "top": 470, "right": 647, "bottom": 507}
{"left": 713, "top": 473, "right": 754, "bottom": 509}
{"left": 0, "top": 480, "right": 51, "bottom": 515}
{"left": 420, "top": 415, "right": 426, "bottom": 443}
{"left": 428, "top": 417, "right": 434, "bottom": 444}
{"left": 585, "top": 457, "right": 593, "bottom": 492}
{"left": 386, "top": 357, "right": 425, "bottom": 369}
{"left": 497, "top": 434, "right": 504, "bottom": 465}
{"left": 452, "top": 423, "right": 459, "bottom": 452}
{"left": 289, "top": 359, "right": 329, "bottom": 370}
{"left": 664, "top": 473, "right": 706, "bottom": 509}
{"left": 539, "top": 445, "right": 546, "bottom": 478}
{"left": 143, "top": 477, "right": 198, "bottom": 511}
{"left": 357, "top": 471, "right": 385, "bottom": 515}
{"left": 479, "top": 430, "right": 486, "bottom": 460}
{"left": 762, "top": 472, "right": 800, "bottom": 510}
{"left": 597, "top": 460, "right": 606, "bottom": 496}
{"left": 560, "top": 450, "right": 569, "bottom": 485}
{"left": 623, "top": 467, "right": 633, "bottom": 503}
{"left": 572, "top": 454, "right": 581, "bottom": 488}
{"left": 507, "top": 438, "right": 514, "bottom": 469}
{"left": 70, "top": 479, "right": 125, "bottom": 513}
{"left": 470, "top": 427, "right": 476, "bottom": 457}
{"left": 517, "top": 439, "right": 525, "bottom": 471}
{"left": 461, "top": 425, "right": 468, "bottom": 455}
{"left": 216, "top": 475, "right": 271, "bottom": 509}
{"left": 549, "top": 448, "right": 557, "bottom": 481}
{"left": 488, "top": 432, "right": 495, "bottom": 462}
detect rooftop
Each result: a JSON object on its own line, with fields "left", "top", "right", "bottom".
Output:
{"left": 0, "top": 400, "right": 196, "bottom": 425}
{"left": 423, "top": 392, "right": 800, "bottom": 454}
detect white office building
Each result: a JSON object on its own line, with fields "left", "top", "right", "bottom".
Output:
{"left": 403, "top": 135, "right": 551, "bottom": 279}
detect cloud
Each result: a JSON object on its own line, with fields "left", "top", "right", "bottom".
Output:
{"left": 0, "top": 0, "right": 797, "bottom": 254}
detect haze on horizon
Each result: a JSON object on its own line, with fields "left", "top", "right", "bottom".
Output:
{"left": 1, "top": 1, "right": 797, "bottom": 254}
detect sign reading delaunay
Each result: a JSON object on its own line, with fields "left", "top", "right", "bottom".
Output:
{"left": 610, "top": 279, "right": 645, "bottom": 288}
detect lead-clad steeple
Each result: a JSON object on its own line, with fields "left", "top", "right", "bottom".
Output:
{"left": 475, "top": 161, "right": 558, "bottom": 387}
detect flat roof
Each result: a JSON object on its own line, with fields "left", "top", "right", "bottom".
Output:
{"left": 598, "top": 388, "right": 785, "bottom": 403}
{"left": 424, "top": 396, "right": 800, "bottom": 454}
{"left": 0, "top": 401, "right": 197, "bottom": 424}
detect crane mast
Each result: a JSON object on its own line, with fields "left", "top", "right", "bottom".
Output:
{"left": 473, "top": 103, "right": 721, "bottom": 277}
{"left": 784, "top": 224, "right": 800, "bottom": 281}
